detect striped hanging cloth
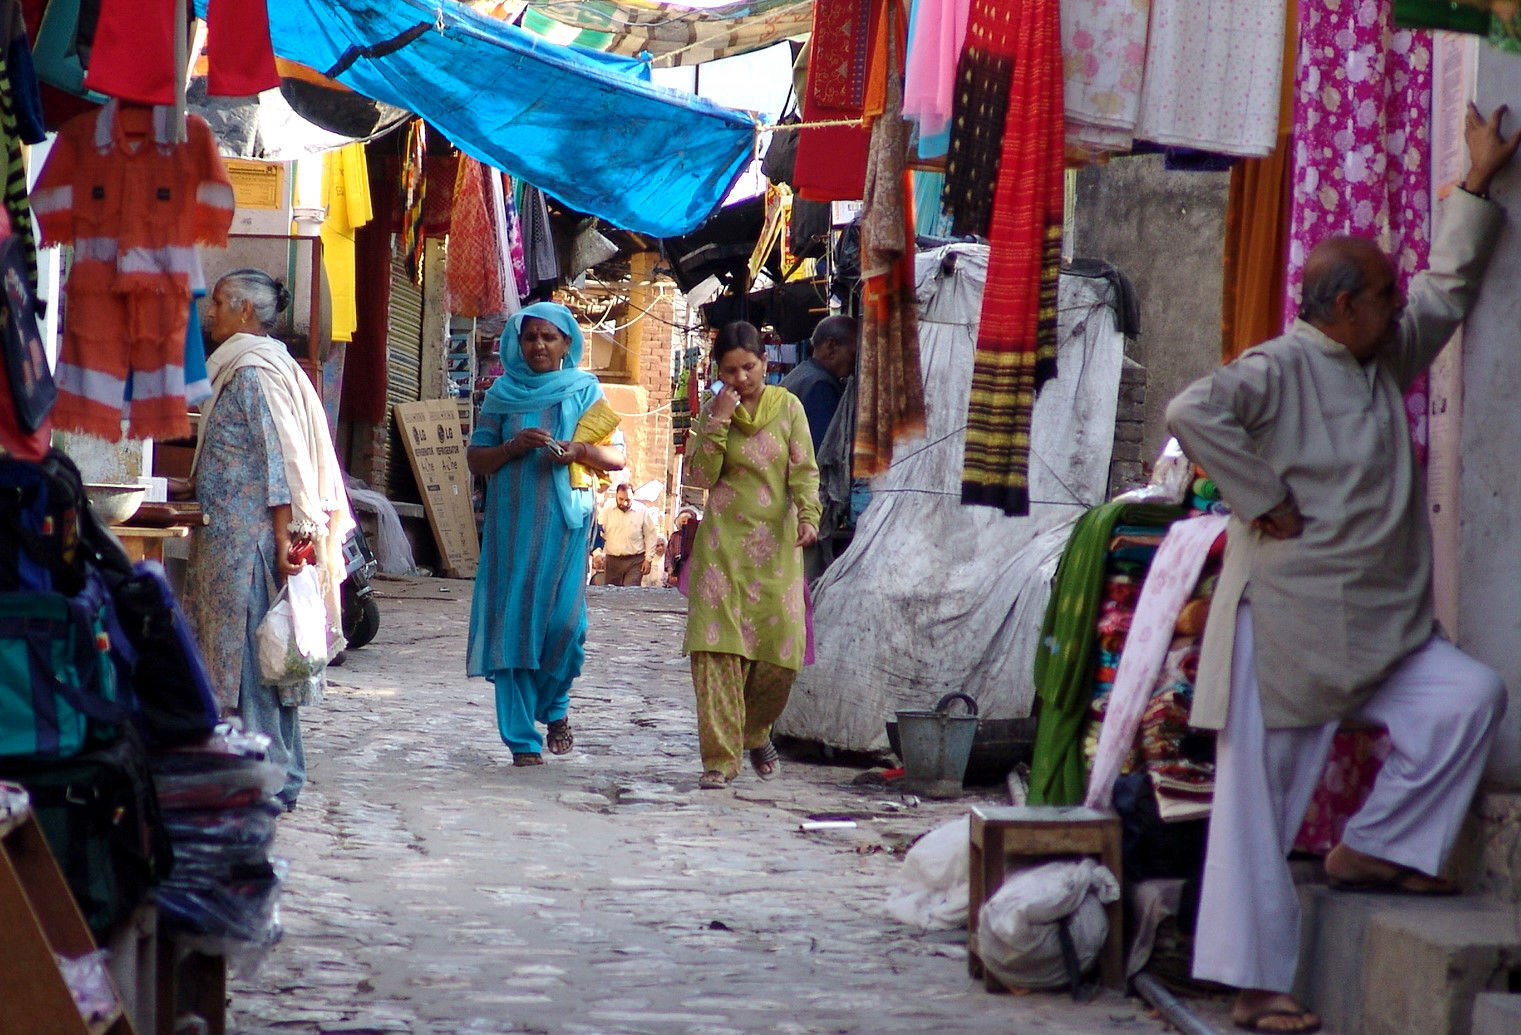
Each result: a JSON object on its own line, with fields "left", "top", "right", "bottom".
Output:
{"left": 954, "top": 0, "right": 1064, "bottom": 516}
{"left": 401, "top": 119, "right": 427, "bottom": 283}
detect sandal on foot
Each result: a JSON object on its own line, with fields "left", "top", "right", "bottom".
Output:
{"left": 1233, "top": 1007, "right": 1321, "bottom": 1034}
{"left": 513, "top": 753, "right": 544, "bottom": 767}
{"left": 749, "top": 741, "right": 780, "bottom": 781}
{"left": 698, "top": 770, "right": 731, "bottom": 790}
{"left": 546, "top": 719, "right": 574, "bottom": 756}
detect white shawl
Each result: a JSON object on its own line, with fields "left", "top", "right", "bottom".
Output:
{"left": 194, "top": 332, "right": 355, "bottom": 626}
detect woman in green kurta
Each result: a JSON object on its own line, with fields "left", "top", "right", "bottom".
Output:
{"left": 684, "top": 322, "right": 821, "bottom": 789}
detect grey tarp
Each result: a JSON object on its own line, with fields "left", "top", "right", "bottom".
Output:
{"left": 776, "top": 244, "right": 1128, "bottom": 753}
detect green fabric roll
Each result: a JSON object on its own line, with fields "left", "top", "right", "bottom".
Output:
{"left": 1028, "top": 502, "right": 1182, "bottom": 806}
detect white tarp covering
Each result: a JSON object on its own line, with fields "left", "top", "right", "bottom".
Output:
{"left": 776, "top": 243, "right": 1128, "bottom": 753}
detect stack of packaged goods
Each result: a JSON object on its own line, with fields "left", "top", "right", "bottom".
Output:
{"left": 149, "top": 725, "right": 286, "bottom": 973}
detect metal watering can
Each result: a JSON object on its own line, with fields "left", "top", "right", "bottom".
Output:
{"left": 894, "top": 692, "right": 980, "bottom": 798}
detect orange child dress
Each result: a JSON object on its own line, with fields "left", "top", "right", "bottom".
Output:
{"left": 30, "top": 101, "right": 234, "bottom": 441}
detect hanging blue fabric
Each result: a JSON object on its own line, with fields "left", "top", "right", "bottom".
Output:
{"left": 241, "top": 0, "right": 755, "bottom": 237}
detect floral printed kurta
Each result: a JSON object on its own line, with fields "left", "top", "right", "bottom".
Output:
{"left": 186, "top": 367, "right": 291, "bottom": 712}
{"left": 682, "top": 387, "right": 821, "bottom": 671}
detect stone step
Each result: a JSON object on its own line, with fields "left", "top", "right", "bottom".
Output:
{"left": 1469, "top": 791, "right": 1521, "bottom": 905}
{"left": 1294, "top": 885, "right": 1521, "bottom": 1035}
{"left": 1473, "top": 993, "right": 1521, "bottom": 1035}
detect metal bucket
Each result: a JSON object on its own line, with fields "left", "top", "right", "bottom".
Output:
{"left": 893, "top": 693, "right": 980, "bottom": 798}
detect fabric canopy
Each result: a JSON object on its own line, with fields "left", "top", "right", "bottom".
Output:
{"left": 521, "top": 0, "right": 812, "bottom": 66}
{"left": 262, "top": 0, "right": 759, "bottom": 236}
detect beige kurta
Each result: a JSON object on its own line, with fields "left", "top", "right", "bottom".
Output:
{"left": 1167, "top": 190, "right": 1503, "bottom": 730}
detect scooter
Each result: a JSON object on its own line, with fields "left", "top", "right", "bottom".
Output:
{"left": 339, "top": 517, "right": 380, "bottom": 649}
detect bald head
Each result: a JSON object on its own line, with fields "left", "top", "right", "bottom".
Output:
{"left": 1299, "top": 237, "right": 1387, "bottom": 323}
{"left": 1298, "top": 235, "right": 1404, "bottom": 360}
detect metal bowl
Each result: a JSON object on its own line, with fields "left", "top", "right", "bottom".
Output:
{"left": 84, "top": 483, "right": 147, "bottom": 525}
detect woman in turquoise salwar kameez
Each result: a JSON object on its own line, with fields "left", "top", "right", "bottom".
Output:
{"left": 466, "top": 303, "right": 623, "bottom": 766}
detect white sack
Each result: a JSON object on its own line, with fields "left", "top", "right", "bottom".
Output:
{"left": 347, "top": 486, "right": 418, "bottom": 575}
{"left": 977, "top": 858, "right": 1120, "bottom": 989}
{"left": 779, "top": 247, "right": 1127, "bottom": 752}
{"left": 883, "top": 815, "right": 970, "bottom": 931}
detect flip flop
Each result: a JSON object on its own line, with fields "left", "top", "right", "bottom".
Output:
{"left": 1328, "top": 867, "right": 1460, "bottom": 896}
{"left": 512, "top": 753, "right": 544, "bottom": 767}
{"left": 1233, "top": 1007, "right": 1321, "bottom": 1034}
{"left": 546, "top": 718, "right": 574, "bottom": 755}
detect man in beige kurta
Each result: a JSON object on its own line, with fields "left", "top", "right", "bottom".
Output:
{"left": 1165, "top": 107, "right": 1518, "bottom": 1035}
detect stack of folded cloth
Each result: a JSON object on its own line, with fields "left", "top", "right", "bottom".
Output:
{"left": 149, "top": 726, "right": 286, "bottom": 963}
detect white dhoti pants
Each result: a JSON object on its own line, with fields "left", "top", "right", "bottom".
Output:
{"left": 1191, "top": 602, "right": 1506, "bottom": 992}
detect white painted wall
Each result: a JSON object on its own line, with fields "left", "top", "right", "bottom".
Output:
{"left": 1453, "top": 47, "right": 1521, "bottom": 787}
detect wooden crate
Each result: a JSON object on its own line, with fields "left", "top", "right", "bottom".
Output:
{"left": 966, "top": 805, "right": 1125, "bottom": 992}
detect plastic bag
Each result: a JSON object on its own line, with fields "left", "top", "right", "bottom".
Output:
{"left": 1114, "top": 437, "right": 1194, "bottom": 505}
{"left": 254, "top": 568, "right": 331, "bottom": 703}
{"left": 976, "top": 859, "right": 1119, "bottom": 989}
{"left": 884, "top": 816, "right": 970, "bottom": 931}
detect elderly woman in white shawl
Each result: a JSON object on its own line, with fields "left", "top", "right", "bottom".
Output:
{"left": 183, "top": 268, "right": 353, "bottom": 809}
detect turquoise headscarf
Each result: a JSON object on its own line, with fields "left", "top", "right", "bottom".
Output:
{"left": 481, "top": 302, "right": 603, "bottom": 528}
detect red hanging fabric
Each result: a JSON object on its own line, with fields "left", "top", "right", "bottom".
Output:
{"left": 206, "top": 0, "right": 280, "bottom": 97}
{"left": 792, "top": 0, "right": 879, "bottom": 202}
{"left": 83, "top": 0, "right": 177, "bottom": 106}
{"left": 956, "top": 0, "right": 1065, "bottom": 516}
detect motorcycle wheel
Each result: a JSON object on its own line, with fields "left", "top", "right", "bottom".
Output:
{"left": 346, "top": 595, "right": 380, "bottom": 649}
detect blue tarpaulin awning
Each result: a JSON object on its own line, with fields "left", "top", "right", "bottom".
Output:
{"left": 259, "top": 0, "right": 760, "bottom": 237}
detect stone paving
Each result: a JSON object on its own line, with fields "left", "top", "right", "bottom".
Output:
{"left": 227, "top": 577, "right": 1180, "bottom": 1034}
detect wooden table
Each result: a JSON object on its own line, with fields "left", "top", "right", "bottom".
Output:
{"left": 966, "top": 804, "right": 1126, "bottom": 992}
{"left": 109, "top": 526, "right": 192, "bottom": 566}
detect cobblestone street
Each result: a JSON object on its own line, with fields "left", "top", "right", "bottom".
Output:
{"left": 227, "top": 577, "right": 1175, "bottom": 1034}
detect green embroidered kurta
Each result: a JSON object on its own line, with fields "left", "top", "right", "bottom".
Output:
{"left": 682, "top": 386, "right": 821, "bottom": 671}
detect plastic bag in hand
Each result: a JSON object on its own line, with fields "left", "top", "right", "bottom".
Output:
{"left": 255, "top": 568, "right": 329, "bottom": 693}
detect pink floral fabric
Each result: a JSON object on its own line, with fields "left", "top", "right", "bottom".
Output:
{"left": 1285, "top": 2, "right": 1433, "bottom": 460}
{"left": 1293, "top": 725, "right": 1393, "bottom": 854}
{"left": 1061, "top": 0, "right": 1152, "bottom": 154}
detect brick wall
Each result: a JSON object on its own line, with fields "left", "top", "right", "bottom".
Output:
{"left": 1108, "top": 357, "right": 1147, "bottom": 496}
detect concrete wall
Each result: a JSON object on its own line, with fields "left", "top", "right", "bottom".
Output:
{"left": 1452, "top": 50, "right": 1521, "bottom": 787}
{"left": 1070, "top": 155, "right": 1230, "bottom": 466}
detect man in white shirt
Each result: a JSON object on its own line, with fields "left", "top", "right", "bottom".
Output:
{"left": 599, "top": 483, "right": 659, "bottom": 587}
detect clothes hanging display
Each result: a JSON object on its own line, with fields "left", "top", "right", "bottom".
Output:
{"left": 205, "top": 0, "right": 281, "bottom": 97}
{"left": 400, "top": 120, "right": 427, "bottom": 284}
{"left": 83, "top": 0, "right": 179, "bottom": 105}
{"left": 958, "top": 0, "right": 1065, "bottom": 516}
{"left": 855, "top": 1, "right": 926, "bottom": 479}
{"left": 903, "top": 0, "right": 971, "bottom": 159}
{"left": 1132, "top": 0, "right": 1288, "bottom": 159}
{"left": 30, "top": 101, "right": 235, "bottom": 441}
{"left": 448, "top": 156, "right": 507, "bottom": 319}
{"left": 6, "top": 5, "right": 46, "bottom": 146}
{"left": 792, "top": 0, "right": 878, "bottom": 201}
{"left": 1061, "top": 0, "right": 1153, "bottom": 157}
{"left": 1283, "top": 1, "right": 1433, "bottom": 461}
{"left": 320, "top": 143, "right": 373, "bottom": 344}
{"left": 0, "top": 47, "right": 37, "bottom": 293}
{"left": 1219, "top": 0, "right": 1298, "bottom": 361}
{"left": 486, "top": 169, "right": 522, "bottom": 315}
{"left": 517, "top": 183, "right": 559, "bottom": 291}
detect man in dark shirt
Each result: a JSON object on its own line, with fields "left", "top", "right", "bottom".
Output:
{"left": 781, "top": 315, "right": 857, "bottom": 452}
